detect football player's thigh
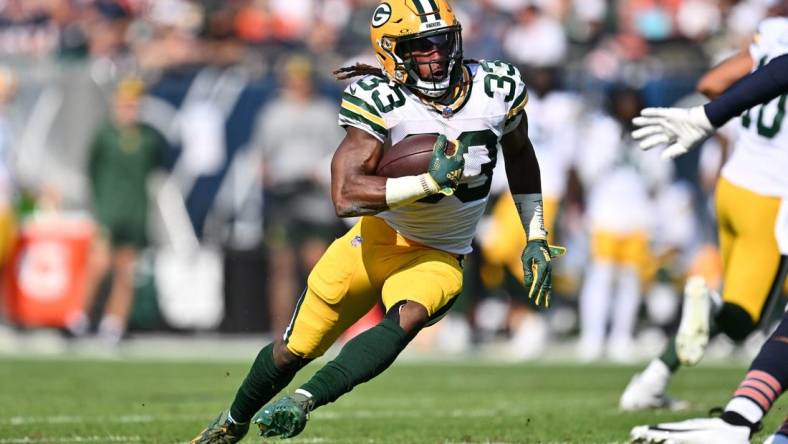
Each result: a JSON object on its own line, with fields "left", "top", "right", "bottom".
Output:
{"left": 620, "top": 231, "right": 649, "bottom": 274}
{"left": 720, "top": 183, "right": 782, "bottom": 322}
{"left": 284, "top": 286, "right": 378, "bottom": 359}
{"left": 590, "top": 230, "right": 617, "bottom": 264}
{"left": 381, "top": 250, "right": 463, "bottom": 323}
{"left": 286, "top": 223, "right": 377, "bottom": 359}
{"left": 715, "top": 178, "right": 737, "bottom": 268}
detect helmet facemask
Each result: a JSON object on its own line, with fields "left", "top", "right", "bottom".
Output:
{"left": 390, "top": 26, "right": 463, "bottom": 98}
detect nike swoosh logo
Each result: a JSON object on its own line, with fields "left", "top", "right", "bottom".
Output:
{"left": 648, "top": 426, "right": 715, "bottom": 433}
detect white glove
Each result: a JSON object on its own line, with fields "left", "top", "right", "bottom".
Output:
{"left": 631, "top": 106, "right": 715, "bottom": 160}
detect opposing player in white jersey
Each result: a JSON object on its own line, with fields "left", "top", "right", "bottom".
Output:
{"left": 621, "top": 11, "right": 788, "bottom": 434}
{"left": 191, "top": 1, "right": 560, "bottom": 442}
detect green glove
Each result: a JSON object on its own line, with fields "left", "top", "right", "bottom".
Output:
{"left": 427, "top": 135, "right": 467, "bottom": 196}
{"left": 522, "top": 239, "right": 565, "bottom": 308}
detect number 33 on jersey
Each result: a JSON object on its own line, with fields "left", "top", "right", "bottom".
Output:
{"left": 338, "top": 60, "right": 529, "bottom": 255}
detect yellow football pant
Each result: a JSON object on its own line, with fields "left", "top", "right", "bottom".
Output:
{"left": 284, "top": 216, "right": 463, "bottom": 359}
{"left": 590, "top": 231, "right": 650, "bottom": 270}
{"left": 0, "top": 206, "right": 16, "bottom": 265}
{"left": 716, "top": 177, "right": 783, "bottom": 322}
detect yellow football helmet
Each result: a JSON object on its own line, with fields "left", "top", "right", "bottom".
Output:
{"left": 369, "top": 0, "right": 463, "bottom": 98}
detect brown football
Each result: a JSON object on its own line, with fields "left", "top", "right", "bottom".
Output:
{"left": 376, "top": 134, "right": 454, "bottom": 178}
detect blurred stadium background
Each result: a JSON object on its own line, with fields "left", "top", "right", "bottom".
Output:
{"left": 0, "top": 0, "right": 782, "bottom": 359}
{"left": 0, "top": 1, "right": 786, "bottom": 441}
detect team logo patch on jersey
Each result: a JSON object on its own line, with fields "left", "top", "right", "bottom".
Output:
{"left": 351, "top": 235, "right": 363, "bottom": 247}
{"left": 371, "top": 3, "right": 392, "bottom": 28}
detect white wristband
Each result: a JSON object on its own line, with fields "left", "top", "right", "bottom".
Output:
{"left": 512, "top": 193, "right": 547, "bottom": 240}
{"left": 385, "top": 174, "right": 440, "bottom": 208}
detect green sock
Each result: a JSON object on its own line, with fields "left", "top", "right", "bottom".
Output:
{"left": 230, "top": 343, "right": 298, "bottom": 423}
{"left": 660, "top": 315, "right": 720, "bottom": 372}
{"left": 300, "top": 318, "right": 410, "bottom": 408}
{"left": 658, "top": 337, "right": 681, "bottom": 372}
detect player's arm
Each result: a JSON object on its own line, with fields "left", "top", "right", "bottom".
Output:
{"left": 704, "top": 53, "right": 788, "bottom": 126}
{"left": 330, "top": 127, "right": 466, "bottom": 217}
{"left": 500, "top": 115, "right": 553, "bottom": 308}
{"left": 697, "top": 49, "right": 753, "bottom": 99}
{"left": 634, "top": 53, "right": 788, "bottom": 158}
{"left": 501, "top": 114, "right": 542, "bottom": 198}
{"left": 330, "top": 127, "right": 388, "bottom": 217}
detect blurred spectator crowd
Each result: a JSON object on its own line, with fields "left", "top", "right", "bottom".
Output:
{"left": 0, "top": 0, "right": 782, "bottom": 359}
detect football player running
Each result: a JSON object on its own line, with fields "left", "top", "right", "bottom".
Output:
{"left": 191, "top": 1, "right": 561, "bottom": 442}
{"left": 623, "top": 12, "right": 788, "bottom": 444}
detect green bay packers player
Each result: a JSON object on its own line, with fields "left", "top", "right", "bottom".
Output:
{"left": 620, "top": 13, "right": 788, "bottom": 415}
{"left": 191, "top": 1, "right": 558, "bottom": 442}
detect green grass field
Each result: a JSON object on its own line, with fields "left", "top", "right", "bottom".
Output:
{"left": 0, "top": 358, "right": 785, "bottom": 444}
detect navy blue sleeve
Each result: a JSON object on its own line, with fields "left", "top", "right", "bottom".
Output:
{"left": 704, "top": 53, "right": 788, "bottom": 127}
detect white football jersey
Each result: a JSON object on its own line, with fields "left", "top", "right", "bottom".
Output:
{"left": 721, "top": 17, "right": 788, "bottom": 198}
{"left": 576, "top": 113, "right": 672, "bottom": 233}
{"left": 526, "top": 91, "right": 583, "bottom": 198}
{"left": 338, "top": 60, "right": 529, "bottom": 254}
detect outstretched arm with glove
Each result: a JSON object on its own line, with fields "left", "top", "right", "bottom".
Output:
{"left": 500, "top": 114, "right": 566, "bottom": 308}
{"left": 633, "top": 53, "right": 788, "bottom": 159}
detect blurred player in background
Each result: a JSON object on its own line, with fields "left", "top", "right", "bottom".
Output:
{"left": 621, "top": 5, "right": 788, "bottom": 431}
{"left": 250, "top": 54, "right": 345, "bottom": 334}
{"left": 192, "top": 0, "right": 561, "bottom": 442}
{"left": 627, "top": 34, "right": 788, "bottom": 444}
{"left": 66, "top": 79, "right": 165, "bottom": 346}
{"left": 575, "top": 88, "right": 673, "bottom": 363}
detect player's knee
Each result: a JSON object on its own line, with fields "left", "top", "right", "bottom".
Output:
{"left": 272, "top": 339, "right": 311, "bottom": 371}
{"left": 717, "top": 302, "right": 757, "bottom": 341}
{"left": 386, "top": 301, "right": 429, "bottom": 336}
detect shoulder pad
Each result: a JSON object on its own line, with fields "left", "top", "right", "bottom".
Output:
{"left": 339, "top": 76, "right": 395, "bottom": 141}
{"left": 478, "top": 60, "right": 529, "bottom": 130}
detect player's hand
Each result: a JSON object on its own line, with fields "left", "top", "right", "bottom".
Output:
{"left": 427, "top": 135, "right": 467, "bottom": 196}
{"left": 522, "top": 239, "right": 565, "bottom": 308}
{"left": 632, "top": 106, "right": 714, "bottom": 159}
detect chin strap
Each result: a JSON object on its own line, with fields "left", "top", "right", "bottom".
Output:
{"left": 411, "top": 65, "right": 470, "bottom": 115}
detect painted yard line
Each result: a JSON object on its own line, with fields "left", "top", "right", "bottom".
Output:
{"left": 2, "top": 414, "right": 206, "bottom": 425}
{"left": 169, "top": 439, "right": 332, "bottom": 444}
{"left": 317, "top": 408, "right": 523, "bottom": 419}
{"left": 2, "top": 407, "right": 534, "bottom": 427}
{"left": 0, "top": 436, "right": 140, "bottom": 443}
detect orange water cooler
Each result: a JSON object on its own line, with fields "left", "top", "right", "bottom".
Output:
{"left": 3, "top": 216, "right": 94, "bottom": 328}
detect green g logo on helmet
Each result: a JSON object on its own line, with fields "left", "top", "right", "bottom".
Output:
{"left": 371, "top": 3, "right": 392, "bottom": 28}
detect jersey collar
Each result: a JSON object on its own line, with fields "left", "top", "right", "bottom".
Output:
{"left": 411, "top": 64, "right": 473, "bottom": 118}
